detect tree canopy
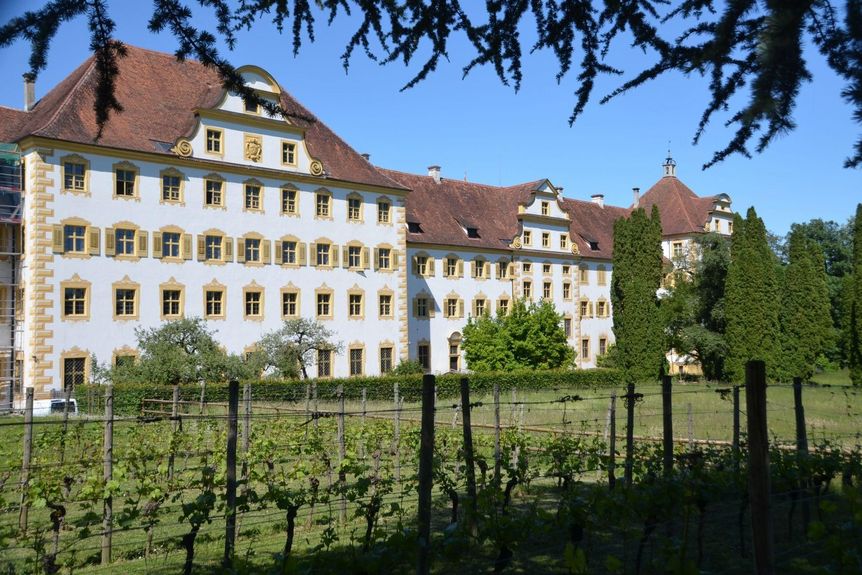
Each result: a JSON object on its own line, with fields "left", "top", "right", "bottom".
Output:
{"left": 257, "top": 318, "right": 343, "bottom": 379}
{"left": 462, "top": 299, "right": 573, "bottom": 372}
{"left": 611, "top": 205, "right": 664, "bottom": 382}
{"left": 2, "top": 1, "right": 859, "bottom": 167}
{"left": 849, "top": 204, "right": 862, "bottom": 384}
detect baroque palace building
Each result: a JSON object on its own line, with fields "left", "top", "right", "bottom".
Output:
{"left": 0, "top": 46, "right": 733, "bottom": 400}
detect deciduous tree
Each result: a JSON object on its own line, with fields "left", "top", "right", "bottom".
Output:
{"left": 257, "top": 318, "right": 342, "bottom": 379}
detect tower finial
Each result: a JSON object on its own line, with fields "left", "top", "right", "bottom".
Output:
{"left": 662, "top": 148, "right": 677, "bottom": 177}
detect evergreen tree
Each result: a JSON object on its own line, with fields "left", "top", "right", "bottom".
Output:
{"left": 849, "top": 204, "right": 862, "bottom": 384}
{"left": 725, "top": 208, "right": 781, "bottom": 381}
{"left": 611, "top": 205, "right": 664, "bottom": 382}
{"left": 778, "top": 231, "right": 833, "bottom": 381}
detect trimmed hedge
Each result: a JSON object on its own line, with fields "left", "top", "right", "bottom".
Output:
{"left": 75, "top": 368, "right": 623, "bottom": 416}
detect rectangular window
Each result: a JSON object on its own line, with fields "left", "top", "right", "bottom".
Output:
{"left": 348, "top": 197, "right": 362, "bottom": 221}
{"left": 205, "top": 179, "right": 223, "bottom": 207}
{"left": 542, "top": 232, "right": 550, "bottom": 247}
{"left": 64, "top": 162, "right": 85, "bottom": 191}
{"left": 522, "top": 263, "right": 532, "bottom": 274}
{"left": 563, "top": 282, "right": 572, "bottom": 300}
{"left": 446, "top": 258, "right": 457, "bottom": 277}
{"left": 474, "top": 260, "right": 485, "bottom": 279}
{"left": 163, "top": 289, "right": 181, "bottom": 317}
{"left": 317, "top": 349, "right": 332, "bottom": 377}
{"left": 579, "top": 268, "right": 589, "bottom": 284}
{"left": 205, "top": 235, "right": 223, "bottom": 261}
{"left": 162, "top": 174, "right": 181, "bottom": 202}
{"left": 317, "top": 293, "right": 332, "bottom": 318}
{"left": 316, "top": 193, "right": 330, "bottom": 217}
{"left": 348, "top": 246, "right": 362, "bottom": 268}
{"left": 597, "top": 301, "right": 607, "bottom": 317}
{"left": 245, "top": 238, "right": 261, "bottom": 262}
{"left": 417, "top": 344, "right": 430, "bottom": 371}
{"left": 498, "top": 299, "right": 509, "bottom": 315}
{"left": 379, "top": 294, "right": 392, "bottom": 318}
{"left": 349, "top": 348, "right": 363, "bottom": 376}
{"left": 282, "top": 292, "right": 298, "bottom": 318}
{"left": 281, "top": 241, "right": 297, "bottom": 264}
{"left": 543, "top": 263, "right": 551, "bottom": 274}
{"left": 446, "top": 298, "right": 458, "bottom": 318}
{"left": 377, "top": 248, "right": 391, "bottom": 270}
{"left": 416, "top": 297, "right": 429, "bottom": 318}
{"left": 115, "top": 169, "right": 135, "bottom": 197}
{"left": 162, "top": 232, "right": 181, "bottom": 258}
{"left": 316, "top": 243, "right": 330, "bottom": 267}
{"left": 416, "top": 256, "right": 428, "bottom": 276}
{"left": 523, "top": 280, "right": 532, "bottom": 299}
{"left": 523, "top": 230, "right": 532, "bottom": 245}
{"left": 498, "top": 261, "right": 509, "bottom": 279}
{"left": 672, "top": 242, "right": 683, "bottom": 258}
{"left": 378, "top": 201, "right": 390, "bottom": 223}
{"left": 541, "top": 201, "right": 550, "bottom": 216}
{"left": 64, "top": 287, "right": 86, "bottom": 317}
{"left": 450, "top": 345, "right": 460, "bottom": 371}
{"left": 380, "top": 347, "right": 393, "bottom": 374}
{"left": 244, "top": 99, "right": 259, "bottom": 113}
{"left": 282, "top": 189, "right": 297, "bottom": 214}
{"left": 564, "top": 318, "right": 572, "bottom": 338}
{"left": 63, "top": 357, "right": 86, "bottom": 389}
{"left": 282, "top": 142, "right": 296, "bottom": 165}
{"left": 115, "top": 355, "right": 135, "bottom": 368}
{"left": 581, "top": 339, "right": 590, "bottom": 361}
{"left": 245, "top": 291, "right": 262, "bottom": 317}
{"left": 349, "top": 293, "right": 363, "bottom": 317}
{"left": 543, "top": 281, "right": 552, "bottom": 299}
{"left": 560, "top": 234, "right": 568, "bottom": 249}
{"left": 206, "top": 129, "right": 222, "bottom": 154}
{"left": 562, "top": 265, "right": 571, "bottom": 275}
{"left": 115, "top": 288, "right": 136, "bottom": 317}
{"left": 599, "top": 338, "right": 607, "bottom": 356}
{"left": 580, "top": 300, "right": 589, "bottom": 317}
{"left": 474, "top": 298, "right": 486, "bottom": 316}
{"left": 64, "top": 225, "right": 86, "bottom": 253}
{"left": 205, "top": 290, "right": 224, "bottom": 318}
{"left": 245, "top": 184, "right": 261, "bottom": 210}
{"left": 115, "top": 228, "right": 135, "bottom": 256}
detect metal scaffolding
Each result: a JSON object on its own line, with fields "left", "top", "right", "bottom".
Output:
{"left": 0, "top": 143, "right": 23, "bottom": 411}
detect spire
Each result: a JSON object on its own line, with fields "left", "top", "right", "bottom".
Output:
{"left": 662, "top": 150, "right": 677, "bottom": 177}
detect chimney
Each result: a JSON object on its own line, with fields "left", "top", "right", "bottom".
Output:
{"left": 427, "top": 165, "right": 441, "bottom": 184}
{"left": 632, "top": 187, "right": 640, "bottom": 207}
{"left": 23, "top": 73, "right": 35, "bottom": 112}
{"left": 590, "top": 194, "right": 604, "bottom": 208}
{"left": 360, "top": 153, "right": 371, "bottom": 161}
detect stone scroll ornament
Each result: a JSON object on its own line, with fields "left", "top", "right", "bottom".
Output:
{"left": 310, "top": 160, "right": 324, "bottom": 176}
{"left": 171, "top": 139, "right": 193, "bottom": 158}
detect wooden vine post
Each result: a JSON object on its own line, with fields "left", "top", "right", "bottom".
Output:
{"left": 337, "top": 384, "right": 347, "bottom": 524}
{"left": 624, "top": 383, "right": 635, "bottom": 488}
{"left": 168, "top": 384, "right": 179, "bottom": 481}
{"left": 493, "top": 383, "right": 501, "bottom": 483}
{"left": 793, "top": 377, "right": 810, "bottom": 531}
{"left": 394, "top": 381, "right": 401, "bottom": 482}
{"left": 242, "top": 383, "right": 251, "bottom": 493}
{"left": 223, "top": 380, "right": 239, "bottom": 566}
{"left": 661, "top": 375, "right": 673, "bottom": 476}
{"left": 459, "top": 378, "right": 478, "bottom": 533}
{"left": 18, "top": 387, "right": 33, "bottom": 531}
{"left": 732, "top": 385, "right": 741, "bottom": 469}
{"left": 745, "top": 360, "right": 774, "bottom": 575}
{"left": 417, "top": 374, "right": 436, "bottom": 575}
{"left": 608, "top": 392, "right": 616, "bottom": 490}
{"left": 102, "top": 385, "right": 114, "bottom": 565}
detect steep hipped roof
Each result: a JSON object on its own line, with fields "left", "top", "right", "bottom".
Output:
{"left": 638, "top": 174, "right": 717, "bottom": 236}
{"left": 381, "top": 168, "right": 542, "bottom": 250}
{"left": 0, "top": 45, "right": 406, "bottom": 191}
{"left": 561, "top": 199, "right": 630, "bottom": 260}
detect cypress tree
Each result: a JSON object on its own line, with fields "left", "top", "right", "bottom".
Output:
{"left": 778, "top": 230, "right": 833, "bottom": 381}
{"left": 725, "top": 207, "right": 781, "bottom": 382}
{"left": 611, "top": 206, "right": 664, "bottom": 382}
{"left": 849, "top": 204, "right": 862, "bottom": 385}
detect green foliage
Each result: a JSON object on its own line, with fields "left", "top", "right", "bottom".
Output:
{"left": 778, "top": 230, "right": 834, "bottom": 381}
{"left": 256, "top": 318, "right": 342, "bottom": 379}
{"left": 75, "top": 368, "right": 623, "bottom": 415}
{"left": 725, "top": 208, "right": 781, "bottom": 381}
{"left": 611, "top": 205, "right": 664, "bottom": 382}
{"left": 388, "top": 359, "right": 424, "bottom": 376}
{"left": 462, "top": 299, "right": 573, "bottom": 371}
{"left": 850, "top": 204, "right": 862, "bottom": 385}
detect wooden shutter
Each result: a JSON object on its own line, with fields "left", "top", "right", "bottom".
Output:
{"left": 236, "top": 238, "right": 246, "bottom": 263}
{"left": 362, "top": 247, "right": 370, "bottom": 269}
{"left": 182, "top": 234, "right": 192, "bottom": 260}
{"left": 373, "top": 248, "right": 379, "bottom": 271}
{"left": 309, "top": 243, "right": 317, "bottom": 267}
{"left": 224, "top": 237, "right": 234, "bottom": 262}
{"left": 196, "top": 235, "right": 205, "bottom": 260}
{"left": 411, "top": 256, "right": 418, "bottom": 275}
{"left": 428, "top": 297, "right": 435, "bottom": 317}
{"left": 392, "top": 250, "right": 399, "bottom": 269}
{"left": 274, "top": 241, "right": 283, "bottom": 264}
{"left": 331, "top": 245, "right": 339, "bottom": 267}
{"left": 88, "top": 227, "right": 100, "bottom": 256}
{"left": 262, "top": 240, "right": 271, "bottom": 264}
{"left": 484, "top": 262, "right": 491, "bottom": 278}
{"left": 457, "top": 260, "right": 464, "bottom": 278}
{"left": 52, "top": 225, "right": 64, "bottom": 254}
{"left": 457, "top": 299, "right": 464, "bottom": 318}
{"left": 104, "top": 228, "right": 115, "bottom": 257}
{"left": 137, "top": 231, "right": 148, "bottom": 258}
{"left": 427, "top": 257, "right": 435, "bottom": 276}
{"left": 412, "top": 298, "right": 418, "bottom": 317}
{"left": 342, "top": 245, "right": 350, "bottom": 268}
{"left": 298, "top": 242, "right": 307, "bottom": 266}
{"left": 471, "top": 261, "right": 476, "bottom": 278}
{"left": 152, "top": 232, "right": 162, "bottom": 259}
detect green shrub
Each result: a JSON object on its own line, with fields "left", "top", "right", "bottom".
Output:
{"left": 75, "top": 368, "right": 623, "bottom": 415}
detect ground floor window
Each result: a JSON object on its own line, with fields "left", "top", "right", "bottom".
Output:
{"left": 417, "top": 344, "right": 430, "bottom": 371}
{"left": 380, "top": 347, "right": 393, "bottom": 373}
{"left": 317, "top": 349, "right": 332, "bottom": 378}
{"left": 349, "top": 347, "right": 364, "bottom": 376}
{"left": 63, "top": 357, "right": 86, "bottom": 389}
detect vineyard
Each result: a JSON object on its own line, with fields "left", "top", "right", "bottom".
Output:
{"left": 1, "top": 368, "right": 862, "bottom": 574}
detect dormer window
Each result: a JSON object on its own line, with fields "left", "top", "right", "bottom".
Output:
{"left": 408, "top": 222, "right": 423, "bottom": 234}
{"left": 541, "top": 201, "right": 550, "bottom": 216}
{"left": 589, "top": 241, "right": 599, "bottom": 251}
{"left": 282, "top": 142, "right": 297, "bottom": 166}
{"left": 206, "top": 128, "right": 223, "bottom": 155}
{"left": 244, "top": 98, "right": 259, "bottom": 114}
{"left": 466, "top": 227, "right": 480, "bottom": 239}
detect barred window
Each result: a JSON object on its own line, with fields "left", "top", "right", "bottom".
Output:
{"left": 317, "top": 349, "right": 332, "bottom": 377}
{"left": 349, "top": 348, "right": 363, "bottom": 376}
{"left": 63, "top": 357, "right": 86, "bottom": 389}
{"left": 380, "top": 347, "right": 393, "bottom": 373}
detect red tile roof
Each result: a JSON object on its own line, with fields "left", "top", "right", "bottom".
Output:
{"left": 637, "top": 174, "right": 718, "bottom": 236}
{"left": 561, "top": 199, "right": 630, "bottom": 260}
{"left": 0, "top": 45, "right": 406, "bottom": 191}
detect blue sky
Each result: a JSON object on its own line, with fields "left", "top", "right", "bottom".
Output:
{"left": 0, "top": 1, "right": 858, "bottom": 235}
